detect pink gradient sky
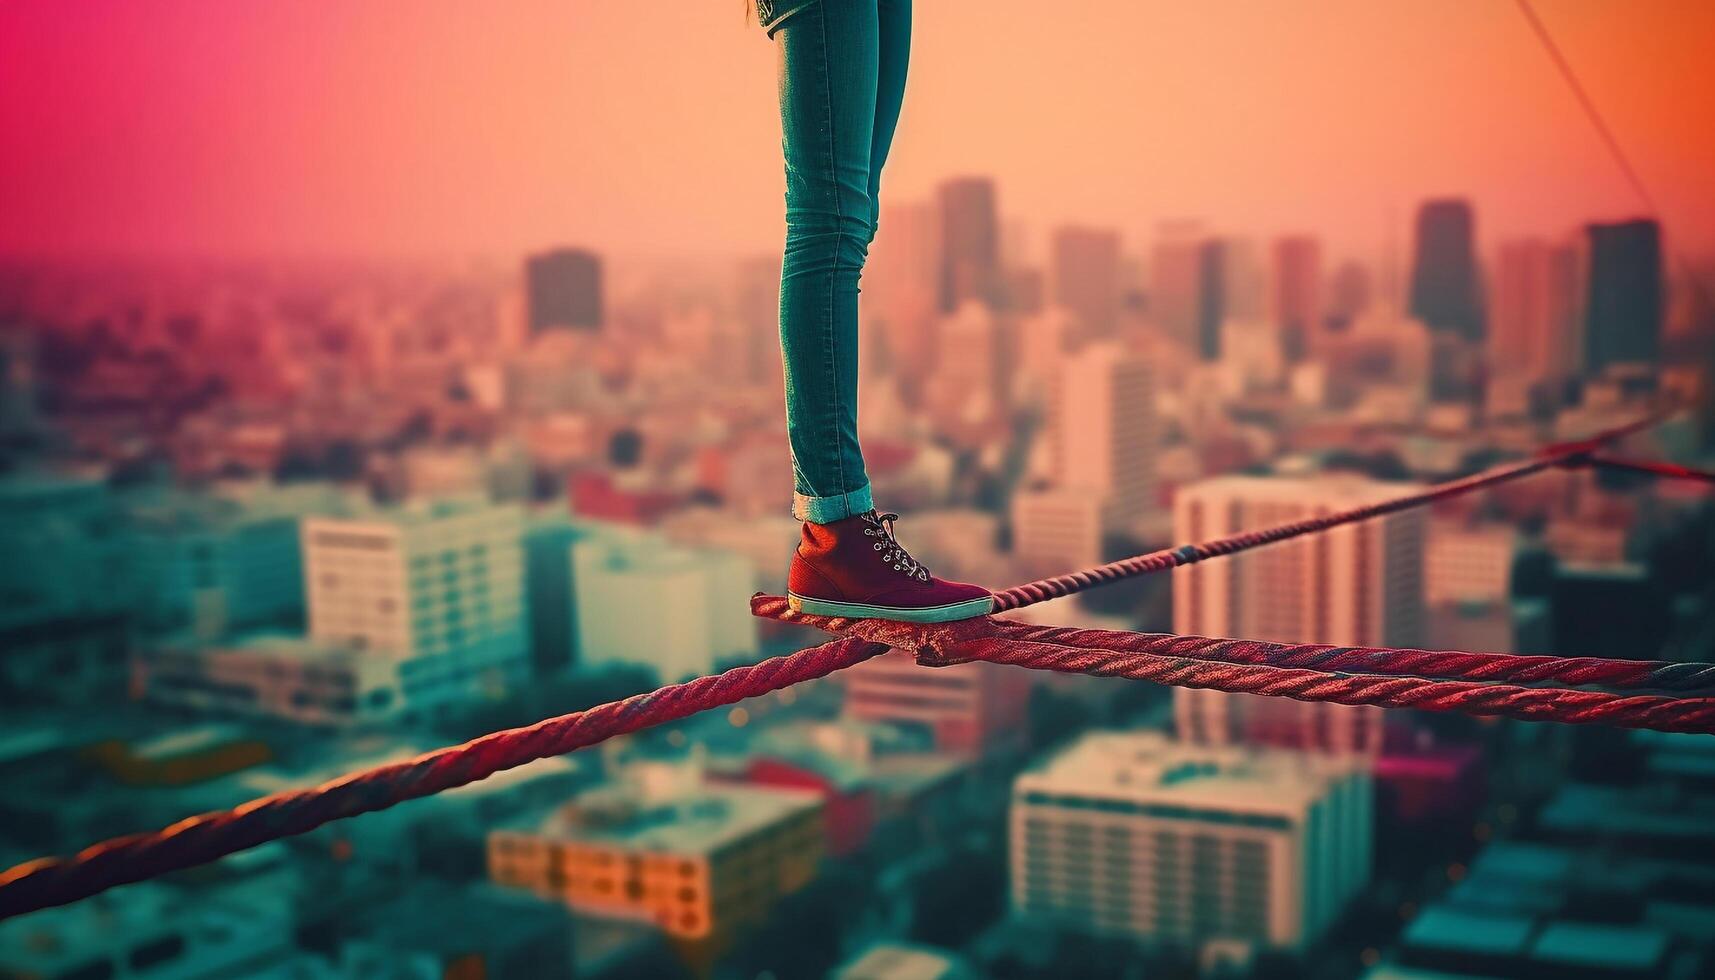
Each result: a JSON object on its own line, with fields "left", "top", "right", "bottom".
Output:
{"left": 2, "top": 0, "right": 1712, "bottom": 262}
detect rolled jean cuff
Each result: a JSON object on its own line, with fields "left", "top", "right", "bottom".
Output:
{"left": 793, "top": 482, "right": 873, "bottom": 523}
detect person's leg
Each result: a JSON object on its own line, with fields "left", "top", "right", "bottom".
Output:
{"left": 778, "top": 0, "right": 989, "bottom": 623}
{"left": 865, "top": 0, "right": 912, "bottom": 250}
{"left": 776, "top": 0, "right": 880, "bottom": 523}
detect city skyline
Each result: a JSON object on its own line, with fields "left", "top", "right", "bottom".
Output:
{"left": 1, "top": 4, "right": 1712, "bottom": 978}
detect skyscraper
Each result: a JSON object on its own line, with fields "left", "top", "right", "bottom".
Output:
{"left": 1271, "top": 236, "right": 1322, "bottom": 360}
{"left": 1052, "top": 343, "right": 1157, "bottom": 531}
{"left": 937, "top": 177, "right": 1001, "bottom": 313}
{"left": 1049, "top": 225, "right": 1122, "bottom": 338}
{"left": 1172, "top": 476, "right": 1427, "bottom": 755}
{"left": 1150, "top": 225, "right": 1205, "bottom": 350}
{"left": 525, "top": 247, "right": 603, "bottom": 333}
{"left": 1326, "top": 260, "right": 1373, "bottom": 332}
{"left": 1196, "top": 240, "right": 1227, "bottom": 361}
{"left": 1492, "top": 237, "right": 1581, "bottom": 382}
{"left": 1408, "top": 200, "right": 1484, "bottom": 342}
{"left": 1583, "top": 219, "right": 1663, "bottom": 374}
{"left": 1011, "top": 731, "right": 1373, "bottom": 949}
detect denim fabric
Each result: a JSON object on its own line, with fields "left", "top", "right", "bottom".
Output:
{"left": 755, "top": 0, "right": 817, "bottom": 37}
{"left": 775, "top": 0, "right": 911, "bottom": 523}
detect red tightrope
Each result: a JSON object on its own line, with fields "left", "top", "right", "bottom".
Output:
{"left": 748, "top": 596, "right": 1715, "bottom": 694}
{"left": 0, "top": 636, "right": 889, "bottom": 921}
{"left": 1588, "top": 454, "right": 1715, "bottom": 486}
{"left": 749, "top": 597, "right": 1715, "bottom": 733}
{"left": 925, "top": 629, "right": 1715, "bottom": 735}
{"left": 992, "top": 410, "right": 1668, "bottom": 611}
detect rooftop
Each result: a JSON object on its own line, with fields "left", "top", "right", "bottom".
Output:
{"left": 1530, "top": 921, "right": 1669, "bottom": 972}
{"left": 1014, "top": 730, "right": 1356, "bottom": 819}
{"left": 1401, "top": 904, "right": 1534, "bottom": 957}
{"left": 508, "top": 783, "right": 820, "bottom": 857}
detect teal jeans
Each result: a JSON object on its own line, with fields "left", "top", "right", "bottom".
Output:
{"left": 775, "top": 0, "right": 912, "bottom": 522}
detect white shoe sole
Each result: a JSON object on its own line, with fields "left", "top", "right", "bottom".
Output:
{"left": 786, "top": 591, "right": 993, "bottom": 623}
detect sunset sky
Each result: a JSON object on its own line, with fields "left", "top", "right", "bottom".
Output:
{"left": 2, "top": 0, "right": 1712, "bottom": 263}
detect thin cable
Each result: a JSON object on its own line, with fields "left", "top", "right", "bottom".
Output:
{"left": 1513, "top": 0, "right": 1661, "bottom": 216}
{"left": 1514, "top": 0, "right": 1715, "bottom": 313}
{"left": 987, "top": 409, "right": 1665, "bottom": 612}
{"left": 1588, "top": 454, "right": 1715, "bottom": 487}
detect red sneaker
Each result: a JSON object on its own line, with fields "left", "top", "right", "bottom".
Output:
{"left": 788, "top": 510, "right": 993, "bottom": 623}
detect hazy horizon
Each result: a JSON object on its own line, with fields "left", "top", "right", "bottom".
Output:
{"left": 3, "top": 0, "right": 1713, "bottom": 265}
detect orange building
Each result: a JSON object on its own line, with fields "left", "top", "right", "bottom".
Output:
{"left": 488, "top": 779, "right": 822, "bottom": 960}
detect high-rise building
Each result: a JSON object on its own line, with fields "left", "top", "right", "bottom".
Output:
{"left": 1173, "top": 476, "right": 1427, "bottom": 755}
{"left": 1271, "top": 236, "right": 1322, "bottom": 360}
{"left": 1408, "top": 200, "right": 1484, "bottom": 342}
{"left": 931, "top": 301, "right": 1014, "bottom": 425}
{"left": 1491, "top": 238, "right": 1580, "bottom": 382}
{"left": 937, "top": 177, "right": 1001, "bottom": 313}
{"left": 1152, "top": 230, "right": 1257, "bottom": 361}
{"left": 1326, "top": 260, "right": 1373, "bottom": 332}
{"left": 1052, "top": 343, "right": 1157, "bottom": 531}
{"left": 525, "top": 247, "right": 603, "bottom": 332}
{"left": 843, "top": 649, "right": 1029, "bottom": 758}
{"left": 1011, "top": 488, "right": 1104, "bottom": 575}
{"left": 1583, "top": 219, "right": 1663, "bottom": 373}
{"left": 302, "top": 500, "right": 529, "bottom": 715}
{"left": 1011, "top": 731, "right": 1373, "bottom": 949}
{"left": 1150, "top": 227, "right": 1204, "bottom": 350}
{"left": 1196, "top": 240, "right": 1228, "bottom": 361}
{"left": 1049, "top": 225, "right": 1123, "bottom": 337}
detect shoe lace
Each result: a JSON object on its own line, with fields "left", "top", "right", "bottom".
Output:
{"left": 862, "top": 511, "right": 931, "bottom": 582}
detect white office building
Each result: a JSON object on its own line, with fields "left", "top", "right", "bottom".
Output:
{"left": 1052, "top": 343, "right": 1157, "bottom": 533}
{"left": 1011, "top": 731, "right": 1372, "bottom": 950}
{"left": 302, "top": 500, "right": 528, "bottom": 716}
{"left": 572, "top": 526, "right": 756, "bottom": 682}
{"left": 1172, "top": 475, "right": 1426, "bottom": 756}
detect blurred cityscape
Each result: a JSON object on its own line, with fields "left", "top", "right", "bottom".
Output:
{"left": 1, "top": 179, "right": 1714, "bottom": 980}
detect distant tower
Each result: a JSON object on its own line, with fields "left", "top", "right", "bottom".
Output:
{"left": 1491, "top": 238, "right": 1581, "bottom": 382}
{"left": 1049, "top": 225, "right": 1122, "bottom": 338}
{"left": 1271, "top": 236, "right": 1322, "bottom": 360}
{"left": 1583, "top": 219, "right": 1663, "bottom": 374}
{"left": 526, "top": 248, "right": 604, "bottom": 333}
{"left": 1408, "top": 200, "right": 1484, "bottom": 342}
{"left": 1150, "top": 227, "right": 1205, "bottom": 350}
{"left": 1196, "top": 240, "right": 1227, "bottom": 361}
{"left": 937, "top": 177, "right": 1001, "bottom": 313}
{"left": 1326, "top": 260, "right": 1373, "bottom": 332}
{"left": 1053, "top": 343, "right": 1157, "bottom": 532}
